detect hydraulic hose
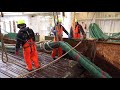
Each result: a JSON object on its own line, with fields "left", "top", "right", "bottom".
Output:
{"left": 41, "top": 41, "right": 111, "bottom": 78}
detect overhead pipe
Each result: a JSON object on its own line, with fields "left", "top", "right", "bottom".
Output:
{"left": 1, "top": 41, "right": 112, "bottom": 78}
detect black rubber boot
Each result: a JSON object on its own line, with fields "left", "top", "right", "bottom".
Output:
{"left": 53, "top": 58, "right": 57, "bottom": 60}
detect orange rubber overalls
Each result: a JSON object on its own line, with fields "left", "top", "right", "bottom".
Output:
{"left": 23, "top": 38, "right": 40, "bottom": 70}
{"left": 51, "top": 25, "right": 63, "bottom": 58}
{"left": 73, "top": 25, "right": 81, "bottom": 39}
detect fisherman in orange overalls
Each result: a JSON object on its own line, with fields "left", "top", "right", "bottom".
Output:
{"left": 70, "top": 19, "right": 86, "bottom": 39}
{"left": 15, "top": 20, "right": 40, "bottom": 71}
{"left": 51, "top": 18, "right": 71, "bottom": 60}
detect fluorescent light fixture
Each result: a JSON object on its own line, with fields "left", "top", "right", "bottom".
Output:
{"left": 2, "top": 12, "right": 23, "bottom": 15}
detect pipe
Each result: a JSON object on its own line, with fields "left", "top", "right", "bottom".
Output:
{"left": 0, "top": 41, "right": 112, "bottom": 78}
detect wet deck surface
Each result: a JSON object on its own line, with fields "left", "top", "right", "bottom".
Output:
{"left": 0, "top": 51, "right": 87, "bottom": 78}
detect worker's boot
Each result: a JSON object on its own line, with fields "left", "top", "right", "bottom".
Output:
{"left": 53, "top": 57, "right": 57, "bottom": 60}
{"left": 35, "top": 65, "right": 40, "bottom": 69}
{"left": 26, "top": 66, "right": 32, "bottom": 71}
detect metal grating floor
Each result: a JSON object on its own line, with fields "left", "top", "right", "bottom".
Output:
{"left": 0, "top": 51, "right": 88, "bottom": 78}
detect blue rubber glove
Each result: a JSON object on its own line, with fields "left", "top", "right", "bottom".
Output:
{"left": 68, "top": 34, "right": 71, "bottom": 39}
{"left": 52, "top": 30, "right": 57, "bottom": 35}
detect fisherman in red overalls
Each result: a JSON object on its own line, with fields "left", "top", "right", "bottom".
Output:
{"left": 70, "top": 19, "right": 86, "bottom": 39}
{"left": 15, "top": 20, "right": 40, "bottom": 71}
{"left": 51, "top": 18, "right": 71, "bottom": 60}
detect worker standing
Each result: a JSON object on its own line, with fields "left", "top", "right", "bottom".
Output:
{"left": 70, "top": 19, "right": 86, "bottom": 39}
{"left": 15, "top": 20, "right": 40, "bottom": 71}
{"left": 51, "top": 18, "right": 71, "bottom": 60}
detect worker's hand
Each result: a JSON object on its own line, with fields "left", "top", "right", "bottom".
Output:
{"left": 83, "top": 34, "right": 86, "bottom": 39}
{"left": 15, "top": 51, "right": 19, "bottom": 56}
{"left": 68, "top": 34, "right": 72, "bottom": 39}
{"left": 52, "top": 30, "right": 57, "bottom": 33}
{"left": 52, "top": 30, "right": 57, "bottom": 35}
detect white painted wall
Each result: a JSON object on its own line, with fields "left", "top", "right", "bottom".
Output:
{"left": 29, "top": 15, "right": 54, "bottom": 41}
{"left": 95, "top": 12, "right": 120, "bottom": 35}
{"left": 2, "top": 12, "right": 120, "bottom": 39}
{"left": 29, "top": 15, "right": 53, "bottom": 35}
{"left": 0, "top": 12, "right": 75, "bottom": 38}
{"left": 0, "top": 15, "right": 30, "bottom": 34}
{"left": 96, "top": 20, "right": 120, "bottom": 33}
{"left": 62, "top": 12, "right": 72, "bottom": 38}
{"left": 29, "top": 13, "right": 73, "bottom": 39}
{"left": 76, "top": 12, "right": 120, "bottom": 38}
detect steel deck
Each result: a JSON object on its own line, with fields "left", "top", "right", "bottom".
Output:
{"left": 0, "top": 51, "right": 87, "bottom": 78}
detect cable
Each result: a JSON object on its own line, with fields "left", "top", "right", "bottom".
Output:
{"left": 90, "top": 12, "right": 96, "bottom": 24}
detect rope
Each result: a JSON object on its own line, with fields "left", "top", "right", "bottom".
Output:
{"left": 46, "top": 41, "right": 54, "bottom": 50}
{"left": 17, "top": 40, "right": 82, "bottom": 78}
{"left": 90, "top": 12, "right": 96, "bottom": 24}
{"left": 42, "top": 42, "right": 52, "bottom": 53}
{"left": 0, "top": 13, "right": 9, "bottom": 63}
{"left": 41, "top": 41, "right": 53, "bottom": 53}
{"left": 38, "top": 40, "right": 52, "bottom": 53}
{"left": 90, "top": 40, "right": 97, "bottom": 62}
{"left": 37, "top": 40, "right": 53, "bottom": 51}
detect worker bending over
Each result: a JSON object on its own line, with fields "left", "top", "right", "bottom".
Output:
{"left": 51, "top": 18, "right": 71, "bottom": 60}
{"left": 15, "top": 20, "right": 40, "bottom": 71}
{"left": 70, "top": 19, "right": 86, "bottom": 39}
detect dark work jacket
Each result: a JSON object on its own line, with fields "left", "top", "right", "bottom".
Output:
{"left": 15, "top": 27, "right": 35, "bottom": 52}
{"left": 52, "top": 24, "right": 69, "bottom": 36}
{"left": 70, "top": 23, "right": 85, "bottom": 38}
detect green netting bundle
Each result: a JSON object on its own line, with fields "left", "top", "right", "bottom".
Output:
{"left": 89, "top": 23, "right": 109, "bottom": 39}
{"left": 4, "top": 33, "right": 17, "bottom": 40}
{"left": 111, "top": 32, "right": 120, "bottom": 38}
{"left": 89, "top": 23, "right": 120, "bottom": 42}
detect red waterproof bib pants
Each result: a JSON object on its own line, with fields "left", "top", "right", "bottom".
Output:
{"left": 73, "top": 25, "right": 81, "bottom": 39}
{"left": 23, "top": 39, "right": 40, "bottom": 70}
{"left": 51, "top": 26, "right": 63, "bottom": 59}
